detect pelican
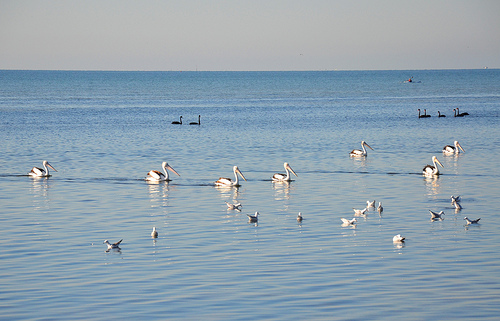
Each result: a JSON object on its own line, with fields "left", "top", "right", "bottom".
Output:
{"left": 456, "top": 108, "right": 469, "bottom": 116}
{"left": 393, "top": 234, "right": 405, "bottom": 243}
{"left": 225, "top": 201, "right": 242, "bottom": 210}
{"left": 367, "top": 200, "right": 376, "bottom": 208}
{"left": 464, "top": 217, "right": 480, "bottom": 225}
{"left": 429, "top": 210, "right": 445, "bottom": 220}
{"left": 340, "top": 217, "right": 357, "bottom": 225}
{"left": 349, "top": 141, "right": 374, "bottom": 157}
{"left": 29, "top": 160, "right": 57, "bottom": 177}
{"left": 247, "top": 212, "right": 259, "bottom": 223}
{"left": 438, "top": 111, "right": 446, "bottom": 117}
{"left": 297, "top": 212, "right": 303, "bottom": 222}
{"left": 146, "top": 162, "right": 180, "bottom": 182}
{"left": 272, "top": 162, "right": 298, "bottom": 182}
{"left": 104, "top": 239, "right": 122, "bottom": 251}
{"left": 189, "top": 115, "right": 201, "bottom": 125}
{"left": 172, "top": 116, "right": 183, "bottom": 124}
{"left": 377, "top": 202, "right": 383, "bottom": 214}
{"left": 422, "top": 156, "right": 444, "bottom": 177}
{"left": 215, "top": 166, "right": 247, "bottom": 187}
{"left": 151, "top": 227, "right": 158, "bottom": 238}
{"left": 353, "top": 208, "right": 368, "bottom": 216}
{"left": 442, "top": 141, "right": 465, "bottom": 154}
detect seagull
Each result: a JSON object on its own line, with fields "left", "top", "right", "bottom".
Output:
{"left": 367, "top": 200, "right": 376, "bottom": 208}
{"left": 225, "top": 201, "right": 242, "bottom": 210}
{"left": 429, "top": 210, "right": 445, "bottom": 220}
{"left": 393, "top": 234, "right": 405, "bottom": 243}
{"left": 297, "top": 212, "right": 303, "bottom": 222}
{"left": 104, "top": 239, "right": 123, "bottom": 251}
{"left": 464, "top": 217, "right": 480, "bottom": 225}
{"left": 353, "top": 208, "right": 368, "bottom": 216}
{"left": 340, "top": 217, "right": 357, "bottom": 225}
{"left": 151, "top": 227, "right": 158, "bottom": 238}
{"left": 377, "top": 202, "right": 383, "bottom": 214}
{"left": 452, "top": 199, "right": 462, "bottom": 210}
{"left": 247, "top": 212, "right": 259, "bottom": 223}
{"left": 451, "top": 195, "right": 461, "bottom": 204}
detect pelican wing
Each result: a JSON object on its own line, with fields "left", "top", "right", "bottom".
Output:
{"left": 147, "top": 170, "right": 165, "bottom": 180}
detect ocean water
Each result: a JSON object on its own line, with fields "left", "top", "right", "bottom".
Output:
{"left": 1, "top": 69, "right": 499, "bottom": 320}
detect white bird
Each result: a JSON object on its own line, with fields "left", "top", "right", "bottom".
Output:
{"left": 341, "top": 217, "right": 357, "bottom": 225}
{"left": 247, "top": 212, "right": 259, "bottom": 223}
{"left": 215, "top": 166, "right": 247, "bottom": 187}
{"left": 297, "top": 212, "right": 303, "bottom": 222}
{"left": 443, "top": 141, "right": 465, "bottom": 155}
{"left": 272, "top": 162, "right": 298, "bottom": 182}
{"left": 104, "top": 239, "right": 123, "bottom": 250}
{"left": 151, "top": 227, "right": 158, "bottom": 238}
{"left": 350, "top": 141, "right": 374, "bottom": 157}
{"left": 451, "top": 195, "right": 461, "bottom": 204}
{"left": 464, "top": 217, "right": 480, "bottom": 225}
{"left": 146, "top": 162, "right": 180, "bottom": 182}
{"left": 429, "top": 210, "right": 445, "bottom": 220}
{"left": 29, "top": 160, "right": 57, "bottom": 177}
{"left": 452, "top": 199, "right": 462, "bottom": 210}
{"left": 422, "top": 156, "right": 444, "bottom": 177}
{"left": 225, "top": 201, "right": 242, "bottom": 210}
{"left": 367, "top": 200, "right": 376, "bottom": 208}
{"left": 393, "top": 234, "right": 405, "bottom": 243}
{"left": 353, "top": 208, "right": 368, "bottom": 216}
{"left": 377, "top": 202, "right": 383, "bottom": 214}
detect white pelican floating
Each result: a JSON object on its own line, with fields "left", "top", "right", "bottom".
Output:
{"left": 247, "top": 212, "right": 259, "bottom": 223}
{"left": 349, "top": 141, "right": 374, "bottom": 157}
{"left": 341, "top": 217, "right": 357, "bottom": 225}
{"left": 172, "top": 116, "right": 183, "bottom": 124}
{"left": 393, "top": 234, "right": 405, "bottom": 243}
{"left": 429, "top": 210, "right": 445, "bottom": 220}
{"left": 297, "top": 212, "right": 303, "bottom": 222}
{"left": 272, "top": 162, "right": 298, "bottom": 182}
{"left": 104, "top": 239, "right": 122, "bottom": 251}
{"left": 442, "top": 141, "right": 465, "bottom": 154}
{"left": 367, "top": 200, "right": 375, "bottom": 208}
{"left": 377, "top": 202, "right": 383, "bottom": 214}
{"left": 151, "top": 227, "right": 158, "bottom": 239}
{"left": 146, "top": 162, "right": 180, "bottom": 182}
{"left": 353, "top": 207, "right": 368, "bottom": 216}
{"left": 215, "top": 166, "right": 247, "bottom": 187}
{"left": 464, "top": 217, "right": 480, "bottom": 225}
{"left": 225, "top": 201, "right": 242, "bottom": 210}
{"left": 189, "top": 115, "right": 201, "bottom": 125}
{"left": 29, "top": 160, "right": 57, "bottom": 177}
{"left": 422, "top": 156, "right": 444, "bottom": 177}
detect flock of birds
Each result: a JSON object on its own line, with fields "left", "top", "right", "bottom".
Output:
{"left": 417, "top": 108, "right": 469, "bottom": 118}
{"left": 27, "top": 137, "right": 478, "bottom": 251}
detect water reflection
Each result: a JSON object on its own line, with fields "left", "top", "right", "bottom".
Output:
{"left": 215, "top": 185, "right": 243, "bottom": 203}
{"left": 423, "top": 176, "right": 441, "bottom": 197}
{"left": 272, "top": 180, "right": 292, "bottom": 201}
{"left": 30, "top": 176, "right": 52, "bottom": 210}
{"left": 146, "top": 181, "right": 173, "bottom": 208}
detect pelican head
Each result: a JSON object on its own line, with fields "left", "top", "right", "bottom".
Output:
{"left": 234, "top": 166, "right": 247, "bottom": 182}
{"left": 162, "top": 162, "right": 181, "bottom": 177}
{"left": 284, "top": 162, "right": 298, "bottom": 177}
{"left": 43, "top": 161, "right": 58, "bottom": 172}
{"left": 454, "top": 141, "right": 465, "bottom": 153}
{"left": 432, "top": 156, "right": 444, "bottom": 168}
{"left": 361, "top": 141, "right": 374, "bottom": 151}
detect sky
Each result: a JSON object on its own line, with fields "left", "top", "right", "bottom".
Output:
{"left": 1, "top": 0, "right": 499, "bottom": 71}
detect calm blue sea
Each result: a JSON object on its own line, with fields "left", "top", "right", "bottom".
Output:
{"left": 1, "top": 69, "right": 500, "bottom": 320}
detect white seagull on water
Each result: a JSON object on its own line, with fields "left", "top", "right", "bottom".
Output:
{"left": 247, "top": 212, "right": 259, "bottom": 223}
{"left": 464, "top": 217, "right": 481, "bottom": 225}
{"left": 393, "top": 234, "right": 405, "bottom": 243}
{"left": 340, "top": 217, "right": 357, "bottom": 225}
{"left": 297, "top": 212, "right": 303, "bottom": 222}
{"left": 225, "top": 201, "right": 242, "bottom": 210}
{"left": 151, "top": 227, "right": 158, "bottom": 238}
{"left": 429, "top": 210, "right": 445, "bottom": 220}
{"left": 104, "top": 239, "right": 123, "bottom": 251}
{"left": 353, "top": 208, "right": 368, "bottom": 216}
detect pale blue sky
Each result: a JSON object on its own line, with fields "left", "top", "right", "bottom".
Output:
{"left": 1, "top": 0, "right": 499, "bottom": 71}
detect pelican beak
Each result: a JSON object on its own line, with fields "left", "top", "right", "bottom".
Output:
{"left": 287, "top": 164, "right": 298, "bottom": 177}
{"left": 436, "top": 158, "right": 444, "bottom": 168}
{"left": 236, "top": 168, "right": 247, "bottom": 181}
{"left": 47, "top": 163, "right": 58, "bottom": 172}
{"left": 457, "top": 143, "right": 465, "bottom": 152}
{"left": 364, "top": 142, "right": 374, "bottom": 151}
{"left": 167, "top": 164, "right": 181, "bottom": 176}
